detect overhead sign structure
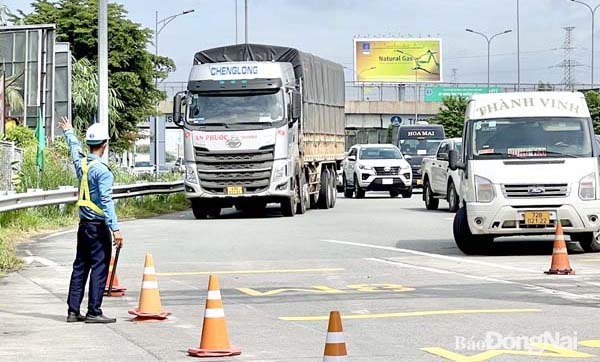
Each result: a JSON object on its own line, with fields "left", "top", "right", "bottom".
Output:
{"left": 354, "top": 38, "right": 442, "bottom": 83}
{"left": 424, "top": 86, "right": 502, "bottom": 102}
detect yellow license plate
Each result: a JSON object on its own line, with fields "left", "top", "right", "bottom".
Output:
{"left": 417, "top": 179, "right": 423, "bottom": 185}
{"left": 226, "top": 186, "right": 243, "bottom": 195}
{"left": 524, "top": 211, "right": 550, "bottom": 225}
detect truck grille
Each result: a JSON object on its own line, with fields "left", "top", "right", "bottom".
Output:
{"left": 194, "top": 146, "right": 274, "bottom": 194}
{"left": 502, "top": 184, "right": 569, "bottom": 198}
{"left": 374, "top": 166, "right": 400, "bottom": 176}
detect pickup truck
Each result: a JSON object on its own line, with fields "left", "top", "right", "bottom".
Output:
{"left": 421, "top": 138, "right": 462, "bottom": 212}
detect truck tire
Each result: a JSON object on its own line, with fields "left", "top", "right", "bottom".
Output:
{"left": 453, "top": 207, "right": 493, "bottom": 255}
{"left": 389, "top": 190, "right": 399, "bottom": 198}
{"left": 354, "top": 175, "right": 365, "bottom": 199}
{"left": 281, "top": 178, "right": 298, "bottom": 217}
{"left": 297, "top": 174, "right": 308, "bottom": 215}
{"left": 572, "top": 232, "right": 600, "bottom": 253}
{"left": 328, "top": 169, "right": 337, "bottom": 208}
{"left": 401, "top": 187, "right": 413, "bottom": 198}
{"left": 447, "top": 181, "right": 460, "bottom": 212}
{"left": 343, "top": 175, "right": 353, "bottom": 198}
{"left": 192, "top": 201, "right": 220, "bottom": 220}
{"left": 424, "top": 180, "right": 439, "bottom": 210}
{"left": 318, "top": 168, "right": 331, "bottom": 209}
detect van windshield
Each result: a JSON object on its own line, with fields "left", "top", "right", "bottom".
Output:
{"left": 470, "top": 117, "right": 592, "bottom": 159}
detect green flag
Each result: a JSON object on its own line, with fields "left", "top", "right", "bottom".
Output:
{"left": 35, "top": 109, "right": 45, "bottom": 172}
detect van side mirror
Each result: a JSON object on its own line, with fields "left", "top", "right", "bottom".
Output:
{"left": 449, "top": 149, "right": 465, "bottom": 170}
{"left": 291, "top": 91, "right": 301, "bottom": 120}
{"left": 173, "top": 91, "right": 186, "bottom": 127}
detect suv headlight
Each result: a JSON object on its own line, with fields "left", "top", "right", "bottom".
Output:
{"left": 358, "top": 164, "right": 372, "bottom": 170}
{"left": 475, "top": 175, "right": 495, "bottom": 203}
{"left": 185, "top": 164, "right": 198, "bottom": 184}
{"left": 272, "top": 161, "right": 288, "bottom": 182}
{"left": 579, "top": 173, "right": 596, "bottom": 200}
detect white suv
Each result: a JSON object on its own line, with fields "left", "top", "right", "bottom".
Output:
{"left": 342, "top": 144, "right": 413, "bottom": 198}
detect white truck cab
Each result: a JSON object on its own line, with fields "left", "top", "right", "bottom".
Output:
{"left": 449, "top": 91, "right": 600, "bottom": 254}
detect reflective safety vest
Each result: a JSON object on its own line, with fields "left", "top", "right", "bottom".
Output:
{"left": 77, "top": 158, "right": 105, "bottom": 216}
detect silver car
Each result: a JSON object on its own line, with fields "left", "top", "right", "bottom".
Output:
{"left": 341, "top": 144, "right": 413, "bottom": 198}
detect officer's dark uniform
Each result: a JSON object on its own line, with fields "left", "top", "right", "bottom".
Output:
{"left": 63, "top": 128, "right": 120, "bottom": 319}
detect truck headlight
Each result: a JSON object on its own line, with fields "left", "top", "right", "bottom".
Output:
{"left": 579, "top": 173, "right": 596, "bottom": 200}
{"left": 272, "top": 162, "right": 288, "bottom": 182}
{"left": 475, "top": 175, "right": 495, "bottom": 203}
{"left": 185, "top": 164, "right": 198, "bottom": 184}
{"left": 358, "top": 164, "right": 372, "bottom": 170}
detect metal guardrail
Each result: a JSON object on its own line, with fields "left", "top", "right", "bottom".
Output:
{"left": 0, "top": 181, "right": 184, "bottom": 213}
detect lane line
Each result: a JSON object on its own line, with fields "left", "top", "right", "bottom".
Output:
{"left": 323, "top": 239, "right": 538, "bottom": 273}
{"left": 280, "top": 308, "right": 541, "bottom": 321}
{"left": 39, "top": 228, "right": 77, "bottom": 240}
{"left": 582, "top": 259, "right": 600, "bottom": 262}
{"left": 157, "top": 267, "right": 345, "bottom": 276}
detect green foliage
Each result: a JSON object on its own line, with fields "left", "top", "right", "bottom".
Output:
{"left": 14, "top": 0, "right": 176, "bottom": 151}
{"left": 3, "top": 125, "right": 36, "bottom": 148}
{"left": 585, "top": 90, "right": 600, "bottom": 135}
{"left": 536, "top": 81, "right": 553, "bottom": 91}
{"left": 429, "top": 96, "right": 468, "bottom": 138}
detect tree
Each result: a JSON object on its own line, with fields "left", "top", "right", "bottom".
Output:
{"left": 536, "top": 81, "right": 553, "bottom": 91}
{"left": 3, "top": 74, "right": 25, "bottom": 115}
{"left": 585, "top": 90, "right": 600, "bottom": 135}
{"left": 429, "top": 96, "right": 468, "bottom": 138}
{"left": 13, "top": 0, "right": 176, "bottom": 150}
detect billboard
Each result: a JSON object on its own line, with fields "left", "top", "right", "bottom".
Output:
{"left": 354, "top": 38, "right": 442, "bottom": 83}
{"left": 424, "top": 86, "right": 502, "bottom": 102}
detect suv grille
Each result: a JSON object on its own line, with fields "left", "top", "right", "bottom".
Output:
{"left": 194, "top": 146, "right": 274, "bottom": 194}
{"left": 502, "top": 184, "right": 569, "bottom": 198}
{"left": 374, "top": 166, "right": 400, "bottom": 176}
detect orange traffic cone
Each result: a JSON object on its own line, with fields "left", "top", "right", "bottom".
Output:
{"left": 104, "top": 256, "right": 126, "bottom": 297}
{"left": 128, "top": 253, "right": 171, "bottom": 320}
{"left": 545, "top": 223, "right": 575, "bottom": 275}
{"left": 323, "top": 311, "right": 348, "bottom": 362}
{"left": 188, "top": 275, "right": 241, "bottom": 358}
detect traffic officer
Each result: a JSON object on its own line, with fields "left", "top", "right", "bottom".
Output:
{"left": 59, "top": 117, "right": 124, "bottom": 324}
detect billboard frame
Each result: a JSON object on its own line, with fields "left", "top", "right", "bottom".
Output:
{"left": 353, "top": 37, "right": 443, "bottom": 84}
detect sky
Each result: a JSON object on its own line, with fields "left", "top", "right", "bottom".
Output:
{"left": 2, "top": 0, "right": 598, "bottom": 86}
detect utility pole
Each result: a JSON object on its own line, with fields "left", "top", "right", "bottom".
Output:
{"left": 98, "top": 0, "right": 109, "bottom": 163}
{"left": 517, "top": 0, "right": 521, "bottom": 90}
{"left": 244, "top": 0, "right": 248, "bottom": 43}
{"left": 557, "top": 26, "right": 582, "bottom": 91}
{"left": 235, "top": 0, "right": 238, "bottom": 44}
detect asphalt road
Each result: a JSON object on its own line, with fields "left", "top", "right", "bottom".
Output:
{"left": 2, "top": 193, "right": 600, "bottom": 361}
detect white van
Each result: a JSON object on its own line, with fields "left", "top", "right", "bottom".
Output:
{"left": 449, "top": 91, "right": 600, "bottom": 254}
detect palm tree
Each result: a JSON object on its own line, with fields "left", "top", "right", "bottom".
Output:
{"left": 3, "top": 73, "right": 24, "bottom": 116}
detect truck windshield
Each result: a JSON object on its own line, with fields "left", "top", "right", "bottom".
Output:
{"left": 359, "top": 147, "right": 403, "bottom": 159}
{"left": 399, "top": 139, "right": 442, "bottom": 156}
{"left": 470, "top": 117, "right": 592, "bottom": 159}
{"left": 187, "top": 90, "right": 284, "bottom": 125}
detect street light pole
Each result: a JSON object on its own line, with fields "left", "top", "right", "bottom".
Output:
{"left": 465, "top": 28, "right": 513, "bottom": 89}
{"left": 153, "top": 9, "right": 194, "bottom": 176}
{"left": 98, "top": 0, "right": 109, "bottom": 163}
{"left": 569, "top": 0, "right": 600, "bottom": 89}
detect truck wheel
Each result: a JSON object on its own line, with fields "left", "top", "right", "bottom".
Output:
{"left": 424, "top": 181, "right": 439, "bottom": 210}
{"left": 343, "top": 175, "right": 353, "bottom": 198}
{"left": 191, "top": 201, "right": 209, "bottom": 220}
{"left": 453, "top": 207, "right": 493, "bottom": 255}
{"left": 354, "top": 175, "right": 365, "bottom": 199}
{"left": 328, "top": 169, "right": 337, "bottom": 208}
{"left": 401, "top": 187, "right": 413, "bottom": 198}
{"left": 389, "top": 190, "right": 399, "bottom": 198}
{"left": 318, "top": 168, "right": 331, "bottom": 209}
{"left": 296, "top": 174, "right": 308, "bottom": 214}
{"left": 281, "top": 179, "right": 298, "bottom": 217}
{"left": 447, "top": 181, "right": 460, "bottom": 212}
{"left": 572, "top": 232, "right": 600, "bottom": 253}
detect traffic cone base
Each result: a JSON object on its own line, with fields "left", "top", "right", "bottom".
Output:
{"left": 188, "top": 275, "right": 241, "bottom": 358}
{"left": 545, "top": 223, "right": 575, "bottom": 275}
{"left": 104, "top": 256, "right": 127, "bottom": 297}
{"left": 127, "top": 308, "right": 171, "bottom": 320}
{"left": 129, "top": 253, "right": 170, "bottom": 320}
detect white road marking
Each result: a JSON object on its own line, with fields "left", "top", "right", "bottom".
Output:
{"left": 22, "top": 256, "right": 58, "bottom": 267}
{"left": 39, "top": 228, "right": 77, "bottom": 240}
{"left": 323, "top": 239, "right": 538, "bottom": 273}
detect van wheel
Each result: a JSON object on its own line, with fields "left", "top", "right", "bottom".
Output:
{"left": 424, "top": 181, "right": 439, "bottom": 210}
{"left": 343, "top": 175, "right": 353, "bottom": 198}
{"left": 453, "top": 207, "right": 493, "bottom": 255}
{"left": 572, "top": 232, "right": 600, "bottom": 253}
{"left": 447, "top": 181, "right": 460, "bottom": 212}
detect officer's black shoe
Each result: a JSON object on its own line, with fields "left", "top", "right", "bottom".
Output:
{"left": 84, "top": 314, "right": 116, "bottom": 324}
{"left": 67, "top": 312, "right": 86, "bottom": 323}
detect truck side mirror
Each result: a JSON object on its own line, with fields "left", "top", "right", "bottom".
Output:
{"left": 173, "top": 91, "right": 186, "bottom": 128}
{"left": 449, "top": 149, "right": 465, "bottom": 170}
{"left": 291, "top": 92, "right": 301, "bottom": 120}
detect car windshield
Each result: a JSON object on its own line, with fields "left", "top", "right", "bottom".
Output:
{"left": 471, "top": 117, "right": 592, "bottom": 159}
{"left": 135, "top": 161, "right": 151, "bottom": 167}
{"left": 399, "top": 139, "right": 442, "bottom": 156}
{"left": 187, "top": 90, "right": 284, "bottom": 125}
{"left": 359, "top": 147, "right": 403, "bottom": 159}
